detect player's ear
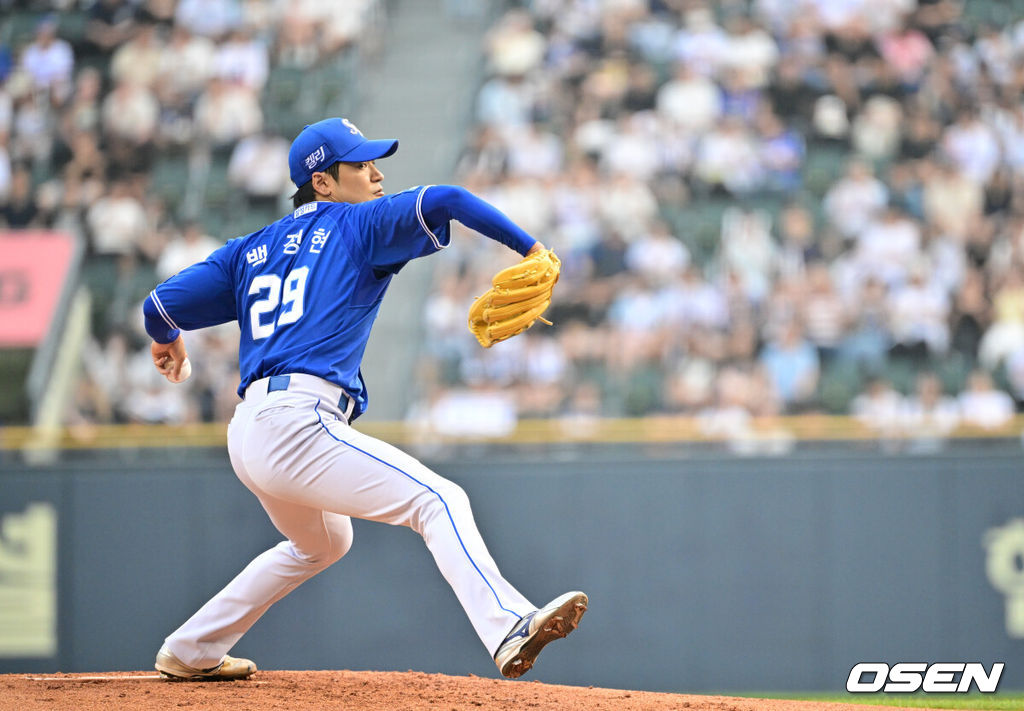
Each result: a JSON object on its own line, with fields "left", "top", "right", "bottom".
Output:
{"left": 311, "top": 171, "right": 333, "bottom": 199}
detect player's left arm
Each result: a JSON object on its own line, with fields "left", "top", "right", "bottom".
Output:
{"left": 356, "top": 186, "right": 559, "bottom": 347}
{"left": 417, "top": 185, "right": 543, "bottom": 256}
{"left": 357, "top": 185, "right": 544, "bottom": 269}
{"left": 413, "top": 186, "right": 560, "bottom": 348}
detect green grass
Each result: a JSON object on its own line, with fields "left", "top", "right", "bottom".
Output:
{"left": 734, "top": 692, "right": 1024, "bottom": 710}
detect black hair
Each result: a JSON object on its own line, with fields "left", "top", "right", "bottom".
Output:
{"left": 292, "top": 162, "right": 342, "bottom": 208}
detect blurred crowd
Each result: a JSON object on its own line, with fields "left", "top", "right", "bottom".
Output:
{"left": 5, "top": 0, "right": 1024, "bottom": 442}
{"left": 413, "top": 0, "right": 1024, "bottom": 439}
{"left": 0, "top": 0, "right": 382, "bottom": 425}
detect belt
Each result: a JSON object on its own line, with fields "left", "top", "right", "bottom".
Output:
{"left": 245, "top": 373, "right": 356, "bottom": 423}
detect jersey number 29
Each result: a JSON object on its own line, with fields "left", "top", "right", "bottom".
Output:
{"left": 248, "top": 267, "right": 309, "bottom": 340}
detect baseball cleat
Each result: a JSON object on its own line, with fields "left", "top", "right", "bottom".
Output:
{"left": 155, "top": 644, "right": 257, "bottom": 681}
{"left": 494, "top": 590, "right": 588, "bottom": 679}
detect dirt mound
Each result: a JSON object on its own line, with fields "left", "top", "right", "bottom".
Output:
{"left": 0, "top": 669, "right": 943, "bottom": 711}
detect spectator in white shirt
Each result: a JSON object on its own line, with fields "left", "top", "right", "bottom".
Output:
{"left": 174, "top": 0, "right": 242, "bottom": 39}
{"left": 941, "top": 109, "right": 1001, "bottom": 184}
{"left": 102, "top": 79, "right": 159, "bottom": 146}
{"left": 661, "top": 265, "right": 730, "bottom": 332}
{"left": 427, "top": 385, "right": 518, "bottom": 437}
{"left": 485, "top": 175, "right": 553, "bottom": 237}
{"left": 672, "top": 7, "right": 728, "bottom": 77}
{"left": 851, "top": 94, "right": 903, "bottom": 161}
{"left": 155, "top": 221, "right": 222, "bottom": 280}
{"left": 901, "top": 372, "right": 960, "bottom": 446}
{"left": 887, "top": 264, "right": 951, "bottom": 360}
{"left": 720, "top": 14, "right": 778, "bottom": 88}
{"left": 476, "top": 74, "right": 535, "bottom": 129}
{"left": 852, "top": 376, "right": 905, "bottom": 434}
{"left": 157, "top": 25, "right": 217, "bottom": 104}
{"left": 855, "top": 204, "right": 922, "bottom": 288}
{"left": 824, "top": 158, "right": 889, "bottom": 239}
{"left": 974, "top": 25, "right": 1016, "bottom": 86}
{"left": 624, "top": 220, "right": 690, "bottom": 285}
{"left": 601, "top": 114, "right": 662, "bottom": 182}
{"left": 718, "top": 206, "right": 776, "bottom": 302}
{"left": 86, "top": 180, "right": 149, "bottom": 257}
{"left": 597, "top": 172, "right": 658, "bottom": 237}
{"left": 11, "top": 92, "right": 53, "bottom": 166}
{"left": 958, "top": 369, "right": 1015, "bottom": 430}
{"left": 802, "top": 262, "right": 848, "bottom": 359}
{"left": 811, "top": 0, "right": 868, "bottom": 32}
{"left": 506, "top": 122, "right": 564, "bottom": 178}
{"left": 551, "top": 159, "right": 602, "bottom": 253}
{"left": 193, "top": 77, "right": 262, "bottom": 147}
{"left": 227, "top": 131, "right": 292, "bottom": 208}
{"left": 694, "top": 117, "right": 764, "bottom": 196}
{"left": 655, "top": 61, "right": 722, "bottom": 134}
{"left": 20, "top": 17, "right": 74, "bottom": 103}
{"left": 214, "top": 28, "right": 269, "bottom": 91}
{"left": 328, "top": 0, "right": 381, "bottom": 54}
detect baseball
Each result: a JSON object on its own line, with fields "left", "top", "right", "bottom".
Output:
{"left": 168, "top": 357, "right": 192, "bottom": 384}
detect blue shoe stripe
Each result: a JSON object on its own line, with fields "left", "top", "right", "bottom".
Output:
{"left": 313, "top": 400, "right": 523, "bottom": 619}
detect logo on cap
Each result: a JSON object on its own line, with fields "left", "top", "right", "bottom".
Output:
{"left": 342, "top": 118, "right": 363, "bottom": 136}
{"left": 304, "top": 145, "right": 326, "bottom": 171}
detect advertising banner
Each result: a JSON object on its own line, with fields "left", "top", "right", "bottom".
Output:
{"left": 0, "top": 232, "right": 76, "bottom": 347}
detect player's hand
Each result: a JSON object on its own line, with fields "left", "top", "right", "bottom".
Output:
{"left": 526, "top": 241, "right": 545, "bottom": 256}
{"left": 151, "top": 335, "right": 192, "bottom": 383}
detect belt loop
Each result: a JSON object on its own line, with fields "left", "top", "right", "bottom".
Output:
{"left": 340, "top": 392, "right": 355, "bottom": 423}
{"left": 268, "top": 374, "right": 291, "bottom": 392}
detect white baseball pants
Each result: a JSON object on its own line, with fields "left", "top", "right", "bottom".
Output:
{"left": 164, "top": 374, "right": 533, "bottom": 669}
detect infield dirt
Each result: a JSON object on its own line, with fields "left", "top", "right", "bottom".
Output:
{"left": 0, "top": 669, "right": 954, "bottom": 711}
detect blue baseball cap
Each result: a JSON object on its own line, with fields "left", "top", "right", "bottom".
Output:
{"left": 288, "top": 118, "right": 398, "bottom": 187}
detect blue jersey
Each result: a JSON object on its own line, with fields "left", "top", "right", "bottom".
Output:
{"left": 147, "top": 187, "right": 451, "bottom": 420}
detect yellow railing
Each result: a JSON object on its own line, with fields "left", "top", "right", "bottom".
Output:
{"left": 2, "top": 415, "right": 1023, "bottom": 452}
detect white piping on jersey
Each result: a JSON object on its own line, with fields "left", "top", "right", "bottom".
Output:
{"left": 415, "top": 185, "right": 447, "bottom": 251}
{"left": 149, "top": 289, "right": 180, "bottom": 331}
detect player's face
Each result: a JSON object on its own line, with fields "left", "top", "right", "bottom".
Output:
{"left": 322, "top": 161, "right": 385, "bottom": 204}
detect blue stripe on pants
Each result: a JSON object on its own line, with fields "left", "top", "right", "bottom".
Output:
{"left": 313, "top": 400, "right": 523, "bottom": 618}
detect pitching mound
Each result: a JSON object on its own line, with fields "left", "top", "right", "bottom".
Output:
{"left": 1, "top": 670, "right": 944, "bottom": 710}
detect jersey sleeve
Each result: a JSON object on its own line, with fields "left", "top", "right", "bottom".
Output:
{"left": 143, "top": 242, "right": 238, "bottom": 343}
{"left": 353, "top": 186, "right": 452, "bottom": 270}
{"left": 418, "top": 184, "right": 536, "bottom": 255}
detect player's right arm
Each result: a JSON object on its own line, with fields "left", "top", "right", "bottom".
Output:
{"left": 143, "top": 242, "right": 239, "bottom": 382}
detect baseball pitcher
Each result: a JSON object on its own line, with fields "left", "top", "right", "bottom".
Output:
{"left": 142, "top": 118, "right": 586, "bottom": 681}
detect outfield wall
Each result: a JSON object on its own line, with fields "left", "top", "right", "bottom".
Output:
{"left": 1, "top": 447, "right": 1022, "bottom": 693}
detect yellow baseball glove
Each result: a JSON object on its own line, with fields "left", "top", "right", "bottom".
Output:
{"left": 468, "top": 248, "right": 561, "bottom": 348}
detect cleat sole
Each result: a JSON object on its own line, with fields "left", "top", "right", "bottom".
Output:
{"left": 502, "top": 593, "right": 587, "bottom": 679}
